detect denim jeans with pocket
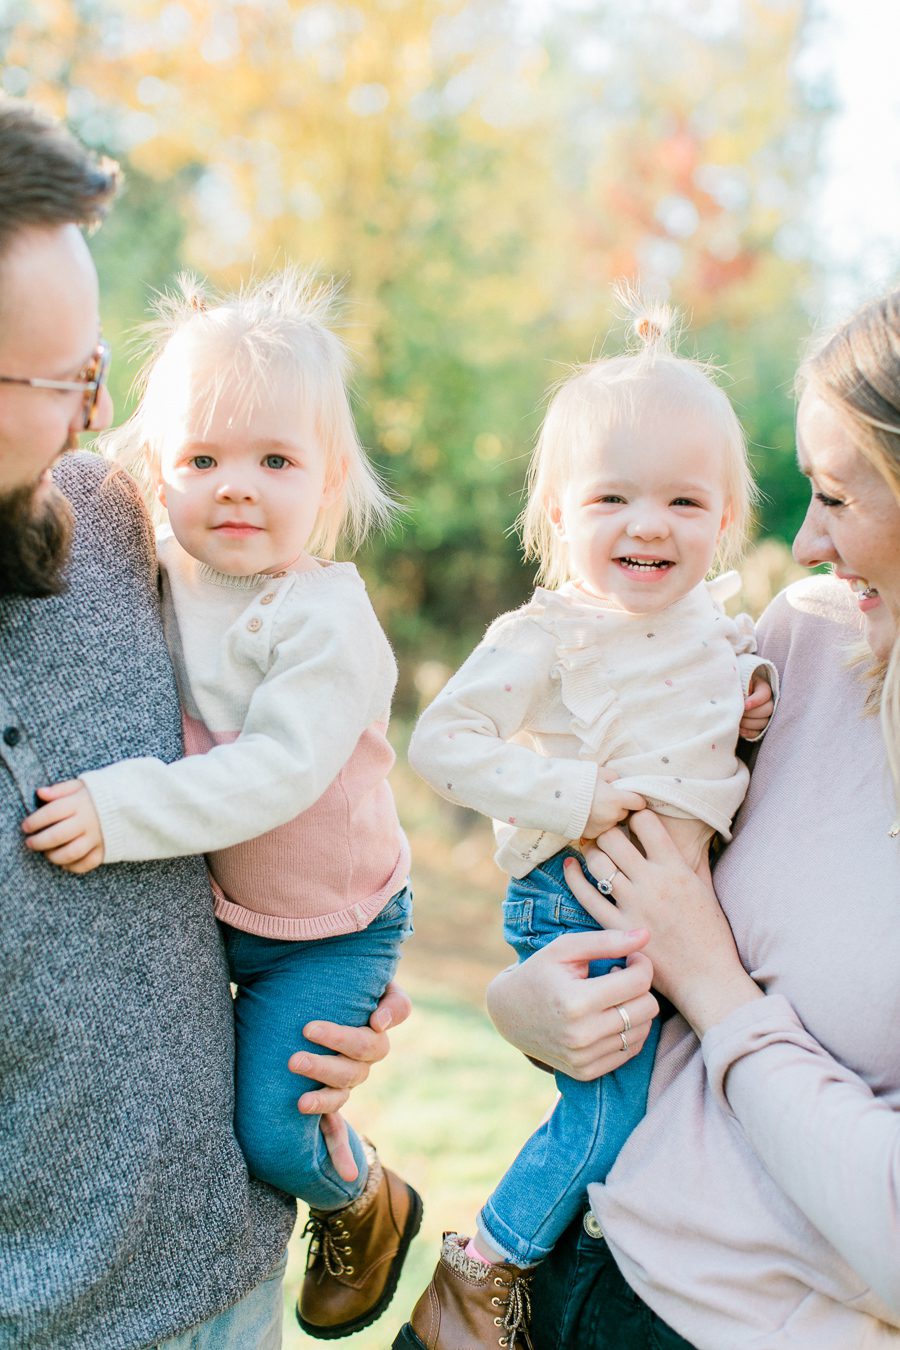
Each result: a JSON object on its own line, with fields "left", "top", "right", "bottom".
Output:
{"left": 478, "top": 850, "right": 659, "bottom": 1266}
{"left": 222, "top": 885, "right": 413, "bottom": 1210}
{"left": 529, "top": 1210, "right": 695, "bottom": 1349}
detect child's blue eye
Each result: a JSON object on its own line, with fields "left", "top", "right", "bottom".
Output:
{"left": 672, "top": 498, "right": 702, "bottom": 509}
{"left": 264, "top": 454, "right": 288, "bottom": 470}
{"left": 190, "top": 454, "right": 216, "bottom": 470}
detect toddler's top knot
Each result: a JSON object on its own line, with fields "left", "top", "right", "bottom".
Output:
{"left": 612, "top": 282, "right": 676, "bottom": 354}
{"left": 636, "top": 316, "right": 663, "bottom": 342}
{"left": 629, "top": 303, "right": 674, "bottom": 350}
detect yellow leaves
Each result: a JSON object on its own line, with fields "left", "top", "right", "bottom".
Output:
{"left": 3, "top": 0, "right": 818, "bottom": 393}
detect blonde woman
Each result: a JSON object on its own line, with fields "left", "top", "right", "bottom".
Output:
{"left": 488, "top": 288, "right": 900, "bottom": 1349}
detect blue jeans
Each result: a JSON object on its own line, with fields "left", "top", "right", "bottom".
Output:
{"left": 152, "top": 1250, "right": 287, "bottom": 1348}
{"left": 479, "top": 851, "right": 659, "bottom": 1266}
{"left": 221, "top": 886, "right": 413, "bottom": 1210}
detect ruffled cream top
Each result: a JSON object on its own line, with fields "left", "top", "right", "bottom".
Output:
{"left": 409, "top": 576, "right": 777, "bottom": 878}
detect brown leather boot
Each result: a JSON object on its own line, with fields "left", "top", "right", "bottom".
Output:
{"left": 393, "top": 1233, "right": 534, "bottom": 1349}
{"left": 296, "top": 1149, "right": 423, "bottom": 1340}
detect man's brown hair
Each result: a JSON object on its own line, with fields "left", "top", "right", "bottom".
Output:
{"left": 0, "top": 96, "right": 120, "bottom": 255}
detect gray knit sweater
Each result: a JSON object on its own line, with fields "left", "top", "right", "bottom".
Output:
{"left": 0, "top": 455, "right": 294, "bottom": 1350}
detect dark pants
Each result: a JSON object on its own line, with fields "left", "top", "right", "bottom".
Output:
{"left": 530, "top": 1211, "right": 696, "bottom": 1350}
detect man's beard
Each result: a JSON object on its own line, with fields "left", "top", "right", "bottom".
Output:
{"left": 0, "top": 477, "right": 74, "bottom": 598}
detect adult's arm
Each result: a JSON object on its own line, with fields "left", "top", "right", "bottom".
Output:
{"left": 571, "top": 813, "right": 900, "bottom": 1315}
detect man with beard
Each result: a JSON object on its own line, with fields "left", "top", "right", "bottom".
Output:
{"left": 0, "top": 98, "right": 407, "bottom": 1349}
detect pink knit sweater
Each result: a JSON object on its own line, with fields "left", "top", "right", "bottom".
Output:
{"left": 591, "top": 577, "right": 900, "bottom": 1348}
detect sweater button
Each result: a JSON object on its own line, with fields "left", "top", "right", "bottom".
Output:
{"left": 2, "top": 725, "right": 20, "bottom": 747}
{"left": 260, "top": 593, "right": 275, "bottom": 605}
{"left": 247, "top": 617, "right": 262, "bottom": 633}
{"left": 582, "top": 1211, "right": 603, "bottom": 1240}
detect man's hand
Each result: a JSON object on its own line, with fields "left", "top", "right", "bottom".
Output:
{"left": 739, "top": 676, "right": 775, "bottom": 740}
{"left": 289, "top": 982, "right": 412, "bottom": 1181}
{"left": 21, "top": 780, "right": 105, "bottom": 872}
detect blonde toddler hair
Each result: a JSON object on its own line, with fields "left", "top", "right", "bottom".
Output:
{"left": 521, "top": 296, "right": 757, "bottom": 589}
{"left": 102, "top": 266, "right": 394, "bottom": 557}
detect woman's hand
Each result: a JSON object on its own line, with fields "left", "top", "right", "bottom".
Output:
{"left": 289, "top": 982, "right": 412, "bottom": 1181}
{"left": 566, "top": 811, "right": 763, "bottom": 1034}
{"left": 486, "top": 928, "right": 658, "bottom": 1080}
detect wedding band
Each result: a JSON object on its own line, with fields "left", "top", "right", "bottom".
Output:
{"left": 597, "top": 868, "right": 619, "bottom": 897}
{"left": 619, "top": 1030, "right": 629, "bottom": 1053}
{"left": 615, "top": 1003, "right": 632, "bottom": 1034}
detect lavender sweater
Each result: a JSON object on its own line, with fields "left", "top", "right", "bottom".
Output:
{"left": 593, "top": 576, "right": 900, "bottom": 1348}
{"left": 0, "top": 456, "right": 293, "bottom": 1349}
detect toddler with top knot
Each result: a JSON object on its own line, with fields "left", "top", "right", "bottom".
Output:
{"left": 397, "top": 295, "right": 778, "bottom": 1350}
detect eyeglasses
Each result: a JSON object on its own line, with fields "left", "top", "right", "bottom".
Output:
{"left": 0, "top": 339, "right": 111, "bottom": 430}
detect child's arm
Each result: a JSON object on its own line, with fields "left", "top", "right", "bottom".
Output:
{"left": 23, "top": 588, "right": 390, "bottom": 871}
{"left": 409, "top": 613, "right": 643, "bottom": 839}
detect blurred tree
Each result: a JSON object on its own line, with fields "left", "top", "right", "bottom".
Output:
{"left": 2, "top": 0, "right": 824, "bottom": 699}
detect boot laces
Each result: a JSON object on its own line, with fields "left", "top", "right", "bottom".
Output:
{"left": 497, "top": 1270, "right": 532, "bottom": 1347}
{"left": 302, "top": 1213, "right": 353, "bottom": 1277}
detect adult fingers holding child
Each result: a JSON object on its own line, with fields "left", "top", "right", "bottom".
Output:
{"left": 566, "top": 813, "right": 762, "bottom": 1030}
{"left": 485, "top": 927, "right": 659, "bottom": 1081}
{"left": 292, "top": 982, "right": 412, "bottom": 1182}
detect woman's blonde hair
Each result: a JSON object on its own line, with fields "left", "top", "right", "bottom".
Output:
{"left": 796, "top": 287, "right": 900, "bottom": 810}
{"left": 101, "top": 266, "right": 394, "bottom": 556}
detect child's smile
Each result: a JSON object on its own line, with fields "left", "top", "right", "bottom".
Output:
{"left": 550, "top": 402, "right": 731, "bottom": 614}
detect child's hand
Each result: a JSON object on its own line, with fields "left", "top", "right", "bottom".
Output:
{"left": 584, "top": 768, "right": 645, "bottom": 839}
{"left": 21, "top": 780, "right": 105, "bottom": 873}
{"left": 739, "top": 676, "right": 775, "bottom": 741}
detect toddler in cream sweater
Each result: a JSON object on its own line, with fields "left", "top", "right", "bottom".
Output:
{"left": 398, "top": 302, "right": 777, "bottom": 1349}
{"left": 24, "top": 269, "right": 420, "bottom": 1342}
